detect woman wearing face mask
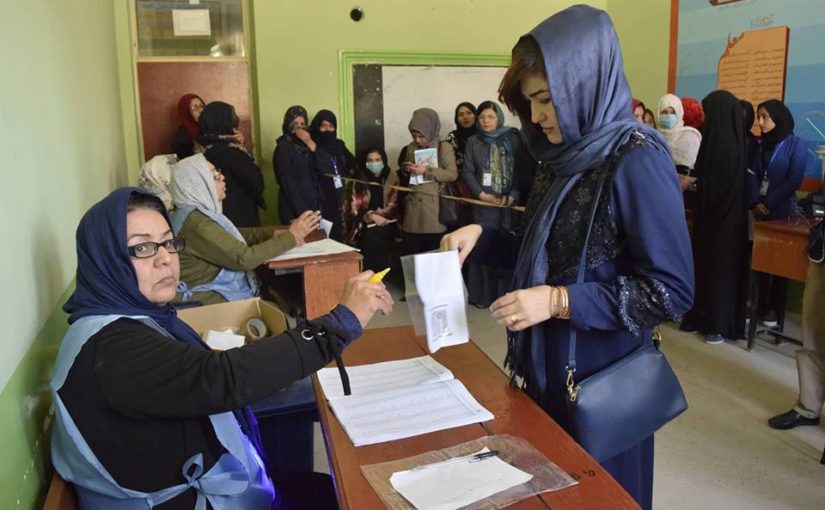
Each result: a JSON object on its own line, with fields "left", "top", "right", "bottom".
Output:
{"left": 309, "top": 110, "right": 355, "bottom": 242}
{"left": 441, "top": 6, "right": 693, "bottom": 507}
{"left": 171, "top": 154, "right": 320, "bottom": 305}
{"left": 273, "top": 105, "right": 324, "bottom": 226}
{"left": 461, "top": 100, "right": 530, "bottom": 307}
{"left": 657, "top": 94, "right": 702, "bottom": 187}
{"left": 747, "top": 99, "right": 807, "bottom": 326}
{"left": 349, "top": 146, "right": 398, "bottom": 271}
{"left": 397, "top": 108, "right": 458, "bottom": 256}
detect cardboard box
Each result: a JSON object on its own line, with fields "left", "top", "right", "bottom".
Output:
{"left": 177, "top": 297, "right": 288, "bottom": 343}
{"left": 179, "top": 298, "right": 317, "bottom": 472}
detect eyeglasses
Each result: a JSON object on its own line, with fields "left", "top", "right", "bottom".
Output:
{"left": 128, "top": 238, "right": 185, "bottom": 259}
{"left": 212, "top": 170, "right": 224, "bottom": 182}
{"left": 189, "top": 104, "right": 204, "bottom": 112}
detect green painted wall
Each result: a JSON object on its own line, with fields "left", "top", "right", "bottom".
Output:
{"left": 250, "top": 0, "right": 613, "bottom": 224}
{"left": 608, "top": 0, "right": 672, "bottom": 109}
{"left": 0, "top": 0, "right": 127, "bottom": 508}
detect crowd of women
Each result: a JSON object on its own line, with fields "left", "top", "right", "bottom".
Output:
{"left": 50, "top": 4, "right": 813, "bottom": 509}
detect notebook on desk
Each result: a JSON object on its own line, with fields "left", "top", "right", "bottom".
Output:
{"left": 317, "top": 356, "right": 493, "bottom": 447}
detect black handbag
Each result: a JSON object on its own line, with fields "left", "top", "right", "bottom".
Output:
{"left": 564, "top": 170, "right": 688, "bottom": 463}
{"left": 438, "top": 181, "right": 459, "bottom": 227}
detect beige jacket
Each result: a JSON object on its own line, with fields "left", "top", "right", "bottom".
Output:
{"left": 399, "top": 141, "right": 458, "bottom": 234}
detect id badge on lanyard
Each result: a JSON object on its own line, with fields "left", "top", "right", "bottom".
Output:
{"left": 760, "top": 139, "right": 787, "bottom": 197}
{"left": 331, "top": 157, "right": 343, "bottom": 189}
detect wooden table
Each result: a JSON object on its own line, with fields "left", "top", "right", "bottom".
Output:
{"left": 747, "top": 219, "right": 811, "bottom": 349}
{"left": 313, "top": 326, "right": 639, "bottom": 510}
{"left": 265, "top": 250, "right": 362, "bottom": 320}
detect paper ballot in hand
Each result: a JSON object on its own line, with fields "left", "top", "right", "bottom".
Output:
{"left": 401, "top": 250, "right": 469, "bottom": 353}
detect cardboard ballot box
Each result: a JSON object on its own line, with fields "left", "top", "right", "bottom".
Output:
{"left": 178, "top": 298, "right": 317, "bottom": 473}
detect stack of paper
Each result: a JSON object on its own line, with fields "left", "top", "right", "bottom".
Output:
{"left": 268, "top": 238, "right": 358, "bottom": 262}
{"left": 317, "top": 356, "right": 493, "bottom": 447}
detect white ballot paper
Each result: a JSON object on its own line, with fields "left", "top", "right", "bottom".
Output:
{"left": 390, "top": 447, "right": 534, "bottom": 510}
{"left": 319, "top": 218, "right": 333, "bottom": 237}
{"left": 317, "top": 355, "right": 454, "bottom": 401}
{"left": 319, "top": 356, "right": 492, "bottom": 447}
{"left": 401, "top": 250, "right": 469, "bottom": 353}
{"left": 268, "top": 238, "right": 357, "bottom": 262}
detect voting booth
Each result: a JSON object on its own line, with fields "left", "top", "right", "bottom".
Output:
{"left": 178, "top": 298, "right": 317, "bottom": 473}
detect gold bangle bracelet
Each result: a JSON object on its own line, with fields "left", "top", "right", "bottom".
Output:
{"left": 558, "top": 286, "right": 570, "bottom": 320}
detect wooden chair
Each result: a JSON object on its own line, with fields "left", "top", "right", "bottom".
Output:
{"left": 42, "top": 472, "right": 77, "bottom": 510}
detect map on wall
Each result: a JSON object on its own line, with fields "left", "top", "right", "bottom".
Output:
{"left": 677, "top": 0, "right": 825, "bottom": 178}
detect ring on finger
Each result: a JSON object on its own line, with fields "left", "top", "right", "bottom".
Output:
{"left": 508, "top": 315, "right": 518, "bottom": 326}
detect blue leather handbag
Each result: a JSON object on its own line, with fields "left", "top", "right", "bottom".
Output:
{"left": 564, "top": 170, "right": 688, "bottom": 463}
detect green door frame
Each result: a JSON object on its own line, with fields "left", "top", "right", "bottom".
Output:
{"left": 336, "top": 50, "right": 510, "bottom": 150}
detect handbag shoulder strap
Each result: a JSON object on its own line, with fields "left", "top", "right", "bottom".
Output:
{"left": 565, "top": 133, "right": 644, "bottom": 380}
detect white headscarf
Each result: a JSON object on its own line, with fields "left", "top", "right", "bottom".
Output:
{"left": 170, "top": 154, "right": 221, "bottom": 214}
{"left": 657, "top": 93, "right": 702, "bottom": 169}
{"left": 137, "top": 154, "right": 177, "bottom": 211}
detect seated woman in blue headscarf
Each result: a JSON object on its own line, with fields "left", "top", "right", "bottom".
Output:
{"left": 171, "top": 153, "right": 320, "bottom": 305}
{"left": 441, "top": 6, "right": 694, "bottom": 508}
{"left": 50, "top": 188, "right": 392, "bottom": 509}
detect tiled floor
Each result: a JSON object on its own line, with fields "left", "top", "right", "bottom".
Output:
{"left": 313, "top": 280, "right": 825, "bottom": 509}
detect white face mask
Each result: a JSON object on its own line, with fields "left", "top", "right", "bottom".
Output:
{"left": 659, "top": 113, "right": 678, "bottom": 129}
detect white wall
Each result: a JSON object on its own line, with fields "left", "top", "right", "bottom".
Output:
{"left": 382, "top": 66, "right": 520, "bottom": 167}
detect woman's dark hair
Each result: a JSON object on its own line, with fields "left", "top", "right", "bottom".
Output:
{"left": 127, "top": 191, "right": 167, "bottom": 214}
{"left": 476, "top": 100, "right": 498, "bottom": 116}
{"left": 498, "top": 36, "right": 546, "bottom": 125}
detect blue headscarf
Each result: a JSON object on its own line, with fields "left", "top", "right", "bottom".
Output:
{"left": 476, "top": 101, "right": 518, "bottom": 144}
{"left": 521, "top": 5, "right": 668, "bottom": 175}
{"left": 506, "top": 5, "right": 668, "bottom": 395}
{"left": 64, "top": 188, "right": 268, "bottom": 462}
{"left": 64, "top": 188, "right": 202, "bottom": 347}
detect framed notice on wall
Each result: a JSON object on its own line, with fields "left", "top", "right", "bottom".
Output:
{"left": 717, "top": 26, "right": 789, "bottom": 120}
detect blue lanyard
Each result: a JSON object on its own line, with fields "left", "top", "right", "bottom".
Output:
{"left": 330, "top": 156, "right": 340, "bottom": 175}
{"left": 763, "top": 139, "right": 787, "bottom": 175}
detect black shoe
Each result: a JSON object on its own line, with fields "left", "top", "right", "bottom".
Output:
{"left": 767, "top": 409, "right": 820, "bottom": 430}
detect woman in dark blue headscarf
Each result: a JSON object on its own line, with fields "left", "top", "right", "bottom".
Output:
{"left": 51, "top": 188, "right": 390, "bottom": 509}
{"left": 442, "top": 6, "right": 694, "bottom": 508}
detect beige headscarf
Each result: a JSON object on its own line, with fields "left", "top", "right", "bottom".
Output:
{"left": 137, "top": 154, "right": 177, "bottom": 210}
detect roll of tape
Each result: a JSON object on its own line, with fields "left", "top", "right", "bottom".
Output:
{"left": 245, "top": 317, "right": 268, "bottom": 340}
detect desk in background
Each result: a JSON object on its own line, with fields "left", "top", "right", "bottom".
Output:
{"left": 264, "top": 230, "right": 362, "bottom": 319}
{"left": 313, "top": 326, "right": 639, "bottom": 510}
{"left": 748, "top": 219, "right": 810, "bottom": 350}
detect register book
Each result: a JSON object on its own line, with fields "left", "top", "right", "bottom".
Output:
{"left": 317, "top": 356, "right": 493, "bottom": 447}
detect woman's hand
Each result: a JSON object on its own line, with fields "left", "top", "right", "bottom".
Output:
{"left": 479, "top": 192, "right": 501, "bottom": 205}
{"left": 440, "top": 224, "right": 482, "bottom": 265}
{"left": 403, "top": 162, "right": 427, "bottom": 175}
{"left": 293, "top": 128, "right": 316, "bottom": 152}
{"left": 370, "top": 214, "right": 390, "bottom": 226}
{"left": 753, "top": 203, "right": 769, "bottom": 220}
{"left": 288, "top": 210, "right": 321, "bottom": 245}
{"left": 490, "top": 286, "right": 554, "bottom": 331}
{"left": 339, "top": 271, "right": 394, "bottom": 327}
{"left": 678, "top": 175, "right": 696, "bottom": 192}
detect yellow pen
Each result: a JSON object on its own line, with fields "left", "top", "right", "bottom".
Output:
{"left": 368, "top": 268, "right": 390, "bottom": 283}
